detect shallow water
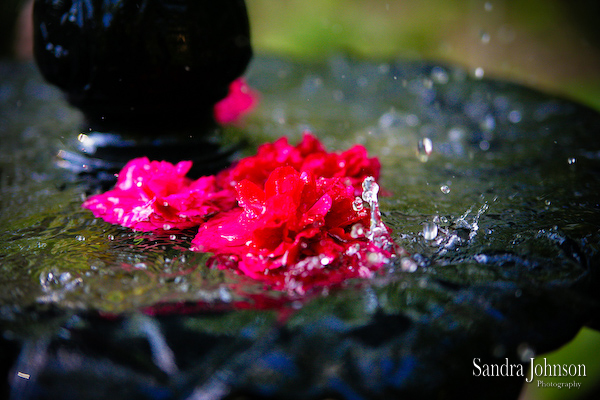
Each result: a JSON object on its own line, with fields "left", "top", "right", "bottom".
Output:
{"left": 1, "top": 56, "right": 599, "bottom": 399}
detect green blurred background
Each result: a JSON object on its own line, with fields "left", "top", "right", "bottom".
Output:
{"left": 1, "top": 0, "right": 599, "bottom": 399}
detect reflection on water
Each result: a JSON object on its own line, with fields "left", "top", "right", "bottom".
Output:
{"left": 1, "top": 55, "right": 599, "bottom": 399}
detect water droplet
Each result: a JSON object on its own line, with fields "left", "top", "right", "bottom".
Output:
{"left": 107, "top": 234, "right": 115, "bottom": 241}
{"left": 417, "top": 138, "right": 433, "bottom": 162}
{"left": 362, "top": 177, "right": 379, "bottom": 203}
{"left": 367, "top": 252, "right": 382, "bottom": 264}
{"left": 400, "top": 257, "right": 418, "bottom": 272}
{"left": 485, "top": 2, "right": 493, "bottom": 11}
{"left": 163, "top": 201, "right": 169, "bottom": 207}
{"left": 567, "top": 157, "right": 577, "bottom": 165}
{"left": 320, "top": 256, "right": 332, "bottom": 266}
{"left": 219, "top": 286, "right": 232, "bottom": 303}
{"left": 351, "top": 223, "right": 366, "bottom": 238}
{"left": 431, "top": 67, "right": 449, "bottom": 84}
{"left": 75, "top": 235, "right": 86, "bottom": 241}
{"left": 163, "top": 224, "right": 172, "bottom": 230}
{"left": 169, "top": 234, "right": 177, "bottom": 240}
{"left": 480, "top": 31, "right": 491, "bottom": 44}
{"left": 423, "top": 222, "right": 438, "bottom": 240}
{"left": 345, "top": 243, "right": 361, "bottom": 255}
{"left": 440, "top": 185, "right": 451, "bottom": 194}
{"left": 474, "top": 67, "right": 485, "bottom": 79}
{"left": 352, "top": 197, "right": 364, "bottom": 211}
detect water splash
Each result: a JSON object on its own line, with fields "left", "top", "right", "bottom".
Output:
{"left": 361, "top": 177, "right": 394, "bottom": 251}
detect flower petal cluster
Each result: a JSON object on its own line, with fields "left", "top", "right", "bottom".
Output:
{"left": 213, "top": 78, "right": 259, "bottom": 125}
{"left": 82, "top": 134, "right": 395, "bottom": 292}
{"left": 82, "top": 157, "right": 235, "bottom": 231}
{"left": 192, "top": 166, "right": 387, "bottom": 290}
{"left": 217, "top": 133, "right": 381, "bottom": 196}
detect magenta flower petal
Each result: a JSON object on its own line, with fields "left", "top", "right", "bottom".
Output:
{"left": 213, "top": 78, "right": 259, "bottom": 125}
{"left": 82, "top": 157, "right": 237, "bottom": 231}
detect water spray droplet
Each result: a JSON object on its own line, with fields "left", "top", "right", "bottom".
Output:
{"left": 352, "top": 197, "right": 364, "bottom": 211}
{"left": 417, "top": 138, "right": 433, "bottom": 162}
{"left": 351, "top": 223, "right": 366, "bottom": 238}
{"left": 480, "top": 31, "right": 491, "bottom": 44}
{"left": 423, "top": 222, "right": 438, "bottom": 240}
{"left": 474, "top": 67, "right": 485, "bottom": 79}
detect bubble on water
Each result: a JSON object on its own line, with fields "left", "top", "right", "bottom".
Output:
{"left": 378, "top": 110, "right": 402, "bottom": 129}
{"left": 508, "top": 110, "right": 522, "bottom": 123}
{"left": 482, "top": 114, "right": 496, "bottom": 131}
{"left": 417, "top": 138, "right": 433, "bottom": 162}
{"left": 440, "top": 185, "right": 451, "bottom": 194}
{"left": 423, "top": 222, "right": 438, "bottom": 240}
{"left": 448, "top": 127, "right": 464, "bottom": 142}
{"left": 405, "top": 114, "right": 420, "bottom": 127}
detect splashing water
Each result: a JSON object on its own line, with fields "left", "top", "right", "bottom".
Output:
{"left": 361, "top": 177, "right": 394, "bottom": 251}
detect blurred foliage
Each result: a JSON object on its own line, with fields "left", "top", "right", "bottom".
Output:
{"left": 246, "top": 0, "right": 600, "bottom": 111}
{"left": 521, "top": 328, "right": 600, "bottom": 400}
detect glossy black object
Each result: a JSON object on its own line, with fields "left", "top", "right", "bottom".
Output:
{"left": 33, "top": 0, "right": 252, "bottom": 133}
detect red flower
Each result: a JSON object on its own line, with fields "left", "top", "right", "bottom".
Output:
{"left": 82, "top": 135, "right": 397, "bottom": 293}
{"left": 82, "top": 157, "right": 235, "bottom": 231}
{"left": 192, "top": 166, "right": 392, "bottom": 292}
{"left": 217, "top": 133, "right": 381, "bottom": 196}
{"left": 213, "top": 78, "right": 259, "bottom": 125}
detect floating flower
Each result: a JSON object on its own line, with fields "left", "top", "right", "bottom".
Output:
{"left": 82, "top": 157, "right": 235, "bottom": 231}
{"left": 213, "top": 78, "right": 259, "bottom": 125}
{"left": 82, "top": 134, "right": 397, "bottom": 293}
{"left": 192, "top": 166, "right": 394, "bottom": 292}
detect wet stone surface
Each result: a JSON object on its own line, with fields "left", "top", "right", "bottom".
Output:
{"left": 1, "top": 56, "right": 600, "bottom": 399}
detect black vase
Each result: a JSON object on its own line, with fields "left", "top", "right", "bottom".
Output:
{"left": 33, "top": 0, "right": 252, "bottom": 182}
{"left": 33, "top": 0, "right": 252, "bottom": 133}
